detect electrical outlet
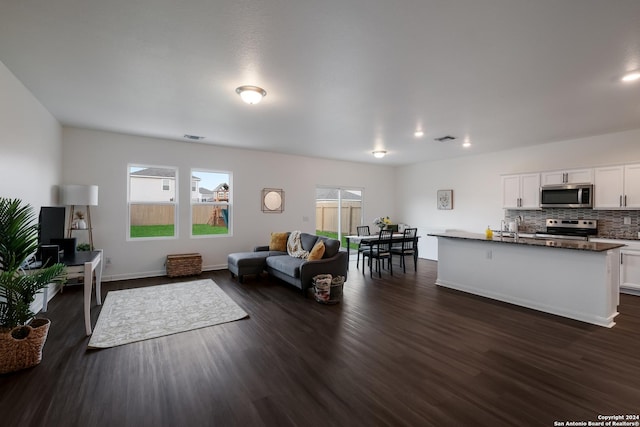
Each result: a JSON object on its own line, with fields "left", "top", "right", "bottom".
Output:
{"left": 106, "top": 257, "right": 112, "bottom": 265}
{"left": 624, "top": 217, "right": 631, "bottom": 225}
{"left": 486, "top": 250, "right": 492, "bottom": 260}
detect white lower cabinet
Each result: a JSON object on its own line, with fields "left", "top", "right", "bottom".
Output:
{"left": 621, "top": 249, "right": 640, "bottom": 292}
{"left": 591, "top": 238, "right": 640, "bottom": 294}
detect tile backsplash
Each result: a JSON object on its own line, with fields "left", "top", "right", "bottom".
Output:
{"left": 504, "top": 209, "right": 640, "bottom": 239}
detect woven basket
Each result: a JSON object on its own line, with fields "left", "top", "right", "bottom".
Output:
{"left": 166, "top": 253, "right": 202, "bottom": 277}
{"left": 0, "top": 318, "right": 51, "bottom": 374}
{"left": 313, "top": 275, "right": 345, "bottom": 304}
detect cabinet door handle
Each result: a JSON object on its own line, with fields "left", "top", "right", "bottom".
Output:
{"left": 624, "top": 195, "right": 627, "bottom": 207}
{"left": 620, "top": 195, "right": 623, "bottom": 207}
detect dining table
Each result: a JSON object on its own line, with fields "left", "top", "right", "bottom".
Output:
{"left": 344, "top": 232, "right": 420, "bottom": 270}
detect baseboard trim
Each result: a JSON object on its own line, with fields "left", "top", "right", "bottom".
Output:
{"left": 101, "top": 264, "right": 228, "bottom": 282}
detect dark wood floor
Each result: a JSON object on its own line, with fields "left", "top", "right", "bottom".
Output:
{"left": 2, "top": 258, "right": 639, "bottom": 427}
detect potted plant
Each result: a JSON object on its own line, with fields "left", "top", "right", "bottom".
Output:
{"left": 73, "top": 210, "right": 87, "bottom": 229}
{"left": 76, "top": 243, "right": 91, "bottom": 252}
{"left": 0, "top": 198, "right": 66, "bottom": 374}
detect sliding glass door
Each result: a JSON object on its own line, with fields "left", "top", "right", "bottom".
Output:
{"left": 315, "top": 187, "right": 363, "bottom": 250}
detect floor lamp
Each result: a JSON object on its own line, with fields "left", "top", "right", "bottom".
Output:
{"left": 60, "top": 184, "right": 99, "bottom": 250}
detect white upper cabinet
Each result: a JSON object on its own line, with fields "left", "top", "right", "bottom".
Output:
{"left": 624, "top": 163, "right": 640, "bottom": 208}
{"left": 594, "top": 163, "right": 640, "bottom": 209}
{"left": 502, "top": 173, "right": 540, "bottom": 209}
{"left": 541, "top": 168, "right": 593, "bottom": 186}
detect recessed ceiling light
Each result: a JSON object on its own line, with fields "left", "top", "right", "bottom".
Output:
{"left": 414, "top": 130, "right": 424, "bottom": 138}
{"left": 462, "top": 141, "right": 471, "bottom": 148}
{"left": 621, "top": 71, "right": 640, "bottom": 82}
{"left": 235, "top": 85, "right": 267, "bottom": 104}
{"left": 372, "top": 150, "right": 387, "bottom": 158}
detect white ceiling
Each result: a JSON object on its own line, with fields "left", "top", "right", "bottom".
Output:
{"left": 1, "top": 0, "right": 640, "bottom": 166}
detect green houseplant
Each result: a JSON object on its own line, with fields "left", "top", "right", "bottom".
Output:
{"left": 0, "top": 198, "right": 66, "bottom": 374}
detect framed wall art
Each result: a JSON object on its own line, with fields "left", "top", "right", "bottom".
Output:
{"left": 437, "top": 189, "right": 453, "bottom": 210}
{"left": 261, "top": 188, "right": 285, "bottom": 213}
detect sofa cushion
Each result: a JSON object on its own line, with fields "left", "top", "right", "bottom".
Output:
{"left": 266, "top": 255, "right": 306, "bottom": 278}
{"left": 300, "top": 233, "right": 319, "bottom": 251}
{"left": 269, "top": 232, "right": 289, "bottom": 251}
{"left": 307, "top": 240, "right": 325, "bottom": 261}
{"left": 318, "top": 236, "right": 340, "bottom": 258}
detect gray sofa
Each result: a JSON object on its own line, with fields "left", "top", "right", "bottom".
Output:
{"left": 253, "top": 232, "right": 348, "bottom": 295}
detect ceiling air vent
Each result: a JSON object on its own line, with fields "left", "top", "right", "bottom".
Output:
{"left": 434, "top": 135, "right": 457, "bottom": 142}
{"left": 183, "top": 134, "right": 205, "bottom": 141}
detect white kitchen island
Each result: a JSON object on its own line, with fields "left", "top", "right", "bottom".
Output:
{"left": 429, "top": 232, "right": 625, "bottom": 327}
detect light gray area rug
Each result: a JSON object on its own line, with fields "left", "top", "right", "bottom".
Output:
{"left": 88, "top": 279, "right": 248, "bottom": 349}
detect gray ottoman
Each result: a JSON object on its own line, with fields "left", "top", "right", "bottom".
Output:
{"left": 227, "top": 252, "right": 270, "bottom": 283}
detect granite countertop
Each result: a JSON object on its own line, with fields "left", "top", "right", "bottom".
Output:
{"left": 428, "top": 231, "right": 625, "bottom": 252}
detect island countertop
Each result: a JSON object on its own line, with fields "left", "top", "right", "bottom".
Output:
{"left": 428, "top": 231, "right": 625, "bottom": 252}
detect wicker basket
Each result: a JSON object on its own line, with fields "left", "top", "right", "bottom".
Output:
{"left": 166, "top": 253, "right": 202, "bottom": 277}
{"left": 0, "top": 318, "right": 51, "bottom": 374}
{"left": 313, "top": 274, "right": 345, "bottom": 304}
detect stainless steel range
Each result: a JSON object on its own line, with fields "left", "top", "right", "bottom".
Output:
{"left": 534, "top": 219, "right": 598, "bottom": 241}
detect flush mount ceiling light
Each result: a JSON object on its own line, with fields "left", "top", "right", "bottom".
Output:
{"left": 414, "top": 130, "right": 424, "bottom": 138}
{"left": 235, "top": 85, "right": 267, "bottom": 104}
{"left": 372, "top": 150, "right": 387, "bottom": 158}
{"left": 621, "top": 71, "right": 640, "bottom": 82}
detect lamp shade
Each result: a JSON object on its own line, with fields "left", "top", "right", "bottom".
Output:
{"left": 60, "top": 185, "right": 99, "bottom": 206}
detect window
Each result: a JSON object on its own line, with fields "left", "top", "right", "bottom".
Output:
{"left": 191, "top": 169, "right": 232, "bottom": 237}
{"left": 128, "top": 165, "right": 177, "bottom": 239}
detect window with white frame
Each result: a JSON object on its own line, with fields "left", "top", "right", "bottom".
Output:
{"left": 191, "top": 169, "right": 232, "bottom": 237}
{"left": 128, "top": 165, "right": 178, "bottom": 239}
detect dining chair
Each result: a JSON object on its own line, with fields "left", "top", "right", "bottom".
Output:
{"left": 361, "top": 229, "right": 393, "bottom": 278}
{"left": 391, "top": 227, "right": 418, "bottom": 273}
{"left": 356, "top": 225, "right": 370, "bottom": 269}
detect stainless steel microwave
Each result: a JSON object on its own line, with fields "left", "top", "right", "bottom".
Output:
{"left": 539, "top": 184, "right": 593, "bottom": 208}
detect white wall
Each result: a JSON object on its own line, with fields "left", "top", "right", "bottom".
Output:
{"left": 397, "top": 128, "right": 640, "bottom": 260}
{"left": 0, "top": 60, "right": 63, "bottom": 312}
{"left": 0, "top": 61, "right": 62, "bottom": 207}
{"left": 62, "top": 127, "right": 397, "bottom": 280}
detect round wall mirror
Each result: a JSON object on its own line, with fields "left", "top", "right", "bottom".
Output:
{"left": 262, "top": 188, "right": 284, "bottom": 213}
{"left": 264, "top": 191, "right": 282, "bottom": 210}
